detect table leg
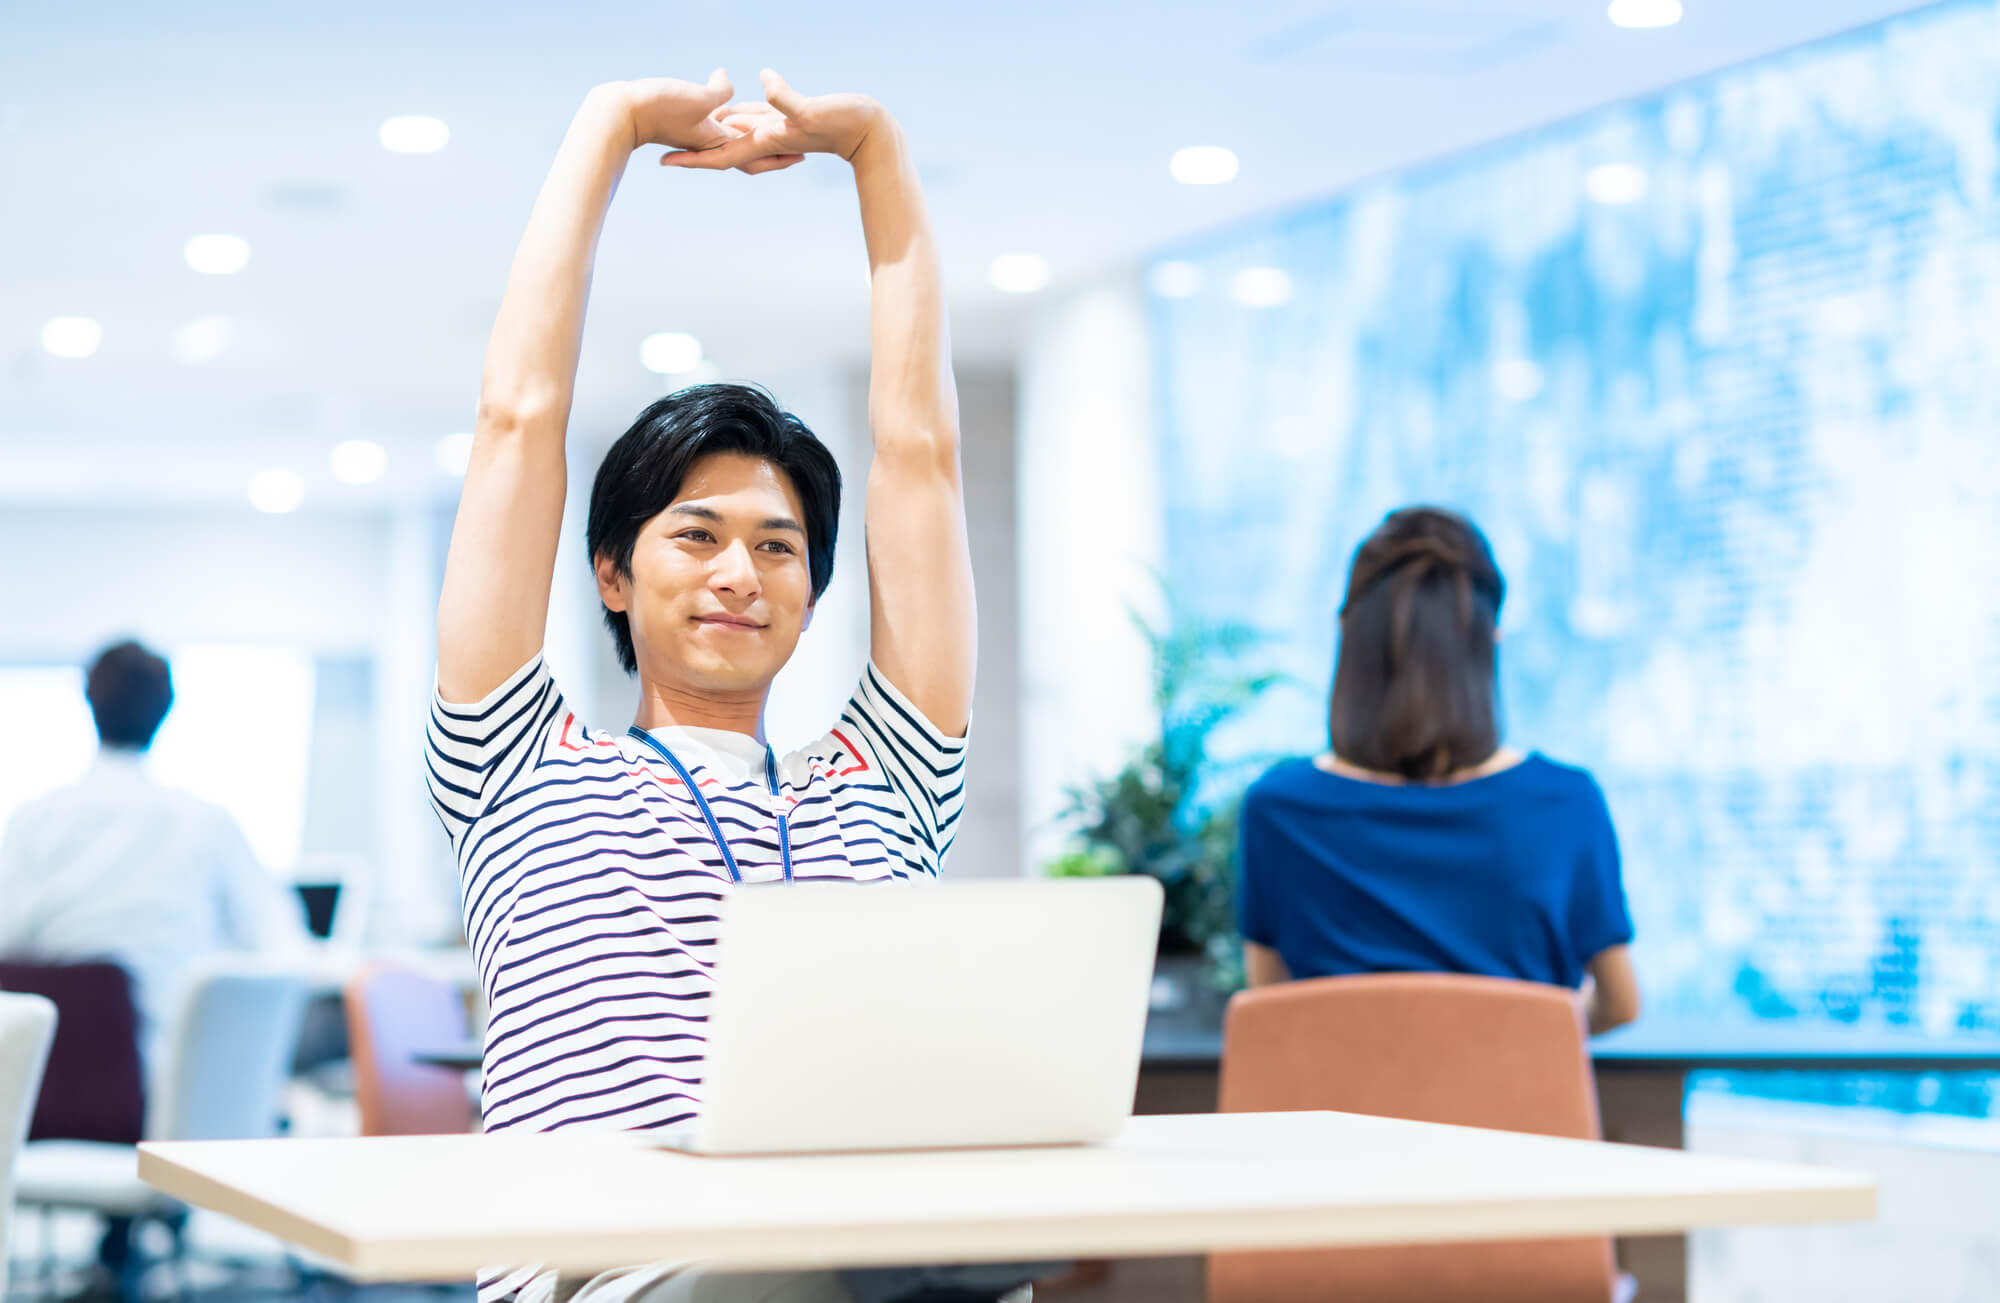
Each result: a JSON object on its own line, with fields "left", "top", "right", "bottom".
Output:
{"left": 1594, "top": 1066, "right": 1689, "bottom": 1303}
{"left": 1133, "top": 1065, "right": 1219, "bottom": 1117}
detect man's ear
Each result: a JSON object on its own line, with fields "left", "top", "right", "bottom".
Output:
{"left": 594, "top": 553, "right": 629, "bottom": 613}
{"left": 801, "top": 594, "right": 816, "bottom": 633}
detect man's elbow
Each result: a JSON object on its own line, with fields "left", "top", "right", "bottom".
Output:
{"left": 475, "top": 390, "right": 566, "bottom": 441}
{"left": 870, "top": 427, "right": 962, "bottom": 479}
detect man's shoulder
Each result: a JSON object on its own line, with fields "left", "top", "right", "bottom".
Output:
{"left": 1, "top": 784, "right": 70, "bottom": 842}
{"left": 774, "top": 718, "right": 878, "bottom": 789}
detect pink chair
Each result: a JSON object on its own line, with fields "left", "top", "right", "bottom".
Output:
{"left": 344, "top": 966, "right": 477, "bottom": 1136}
{"left": 1210, "top": 973, "right": 1623, "bottom": 1303}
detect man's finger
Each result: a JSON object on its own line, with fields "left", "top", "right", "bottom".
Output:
{"left": 741, "top": 154, "right": 805, "bottom": 175}
{"left": 662, "top": 149, "right": 732, "bottom": 169}
{"left": 704, "top": 66, "right": 734, "bottom": 107}
{"left": 760, "top": 69, "right": 807, "bottom": 117}
{"left": 687, "top": 117, "right": 739, "bottom": 150}
{"left": 662, "top": 135, "right": 764, "bottom": 169}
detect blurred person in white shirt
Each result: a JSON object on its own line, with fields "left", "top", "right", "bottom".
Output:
{"left": 0, "top": 639, "right": 308, "bottom": 1073}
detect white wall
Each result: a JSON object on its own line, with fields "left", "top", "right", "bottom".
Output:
{"left": 0, "top": 503, "right": 463, "bottom": 943}
{"left": 0, "top": 506, "right": 389, "bottom": 658}
{"left": 1015, "top": 273, "right": 1165, "bottom": 873}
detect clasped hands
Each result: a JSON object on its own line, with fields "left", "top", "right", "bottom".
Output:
{"left": 611, "top": 68, "right": 884, "bottom": 174}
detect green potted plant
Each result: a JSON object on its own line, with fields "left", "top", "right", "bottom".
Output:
{"left": 1047, "top": 611, "right": 1279, "bottom": 995}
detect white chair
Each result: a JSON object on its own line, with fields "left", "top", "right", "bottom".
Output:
{"left": 14, "top": 968, "right": 307, "bottom": 1285}
{"left": 1, "top": 992, "right": 59, "bottom": 1298}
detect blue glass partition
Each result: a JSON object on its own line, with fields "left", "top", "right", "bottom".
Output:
{"left": 1149, "top": 1, "right": 2000, "bottom": 1115}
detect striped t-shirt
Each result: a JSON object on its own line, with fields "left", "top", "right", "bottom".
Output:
{"left": 423, "top": 654, "right": 967, "bottom": 1301}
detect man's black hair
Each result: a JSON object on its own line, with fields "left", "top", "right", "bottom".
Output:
{"left": 585, "top": 383, "right": 841, "bottom": 675}
{"left": 86, "top": 640, "right": 174, "bottom": 750}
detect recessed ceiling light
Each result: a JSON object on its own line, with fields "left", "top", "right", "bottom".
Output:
{"left": 1149, "top": 261, "right": 1204, "bottom": 299}
{"left": 640, "top": 332, "right": 704, "bottom": 375}
{"left": 172, "top": 316, "right": 230, "bottom": 365}
{"left": 249, "top": 469, "right": 305, "bottom": 514}
{"left": 380, "top": 116, "right": 450, "bottom": 154}
{"left": 185, "top": 234, "right": 251, "bottom": 275}
{"left": 1585, "top": 163, "right": 1649, "bottom": 204}
{"left": 1170, "top": 146, "right": 1239, "bottom": 186}
{"left": 40, "top": 317, "right": 102, "bottom": 359}
{"left": 435, "top": 432, "right": 474, "bottom": 476}
{"left": 330, "top": 439, "right": 388, "bottom": 485}
{"left": 988, "top": 253, "right": 1051, "bottom": 294}
{"left": 1230, "top": 267, "right": 1294, "bottom": 308}
{"left": 1607, "top": 0, "right": 1682, "bottom": 29}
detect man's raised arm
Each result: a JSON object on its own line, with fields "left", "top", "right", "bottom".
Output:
{"left": 666, "top": 72, "right": 976, "bottom": 736}
{"left": 847, "top": 95, "right": 976, "bottom": 738}
{"left": 436, "top": 74, "right": 737, "bottom": 703}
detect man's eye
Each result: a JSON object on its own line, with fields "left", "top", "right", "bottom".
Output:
{"left": 761, "top": 541, "right": 795, "bottom": 554}
{"left": 678, "top": 530, "right": 714, "bottom": 544}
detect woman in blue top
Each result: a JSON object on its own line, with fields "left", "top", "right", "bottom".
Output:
{"left": 1238, "top": 506, "right": 1641, "bottom": 1033}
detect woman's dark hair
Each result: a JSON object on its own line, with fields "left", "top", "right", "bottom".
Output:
{"left": 86, "top": 640, "right": 174, "bottom": 750}
{"left": 585, "top": 383, "right": 841, "bottom": 676}
{"left": 1328, "top": 506, "right": 1506, "bottom": 781}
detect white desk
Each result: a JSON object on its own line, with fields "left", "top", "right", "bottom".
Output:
{"left": 138, "top": 1112, "right": 1873, "bottom": 1281}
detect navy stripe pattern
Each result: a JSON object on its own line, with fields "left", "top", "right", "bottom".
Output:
{"left": 423, "top": 655, "right": 967, "bottom": 1303}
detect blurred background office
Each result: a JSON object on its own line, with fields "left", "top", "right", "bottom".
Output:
{"left": 5, "top": 2, "right": 2000, "bottom": 1301}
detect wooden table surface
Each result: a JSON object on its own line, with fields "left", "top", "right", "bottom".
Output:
{"left": 139, "top": 1111, "right": 1873, "bottom": 1282}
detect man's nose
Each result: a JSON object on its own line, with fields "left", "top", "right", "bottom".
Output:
{"left": 710, "top": 539, "right": 759, "bottom": 596}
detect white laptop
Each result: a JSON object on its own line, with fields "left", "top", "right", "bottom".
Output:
{"left": 660, "top": 876, "right": 1163, "bottom": 1156}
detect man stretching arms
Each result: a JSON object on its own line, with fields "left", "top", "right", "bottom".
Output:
{"left": 426, "top": 69, "right": 983, "bottom": 1303}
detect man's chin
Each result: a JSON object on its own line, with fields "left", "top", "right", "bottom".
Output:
{"left": 671, "top": 649, "right": 784, "bottom": 695}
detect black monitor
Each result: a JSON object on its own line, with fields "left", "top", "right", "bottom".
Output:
{"left": 295, "top": 882, "right": 341, "bottom": 940}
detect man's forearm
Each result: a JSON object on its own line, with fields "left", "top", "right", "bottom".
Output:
{"left": 477, "top": 86, "right": 634, "bottom": 435}
{"left": 851, "top": 117, "right": 957, "bottom": 452}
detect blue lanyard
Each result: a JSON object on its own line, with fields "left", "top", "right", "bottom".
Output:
{"left": 627, "top": 727, "right": 793, "bottom": 885}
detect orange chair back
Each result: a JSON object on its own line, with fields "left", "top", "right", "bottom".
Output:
{"left": 1210, "top": 973, "right": 1617, "bottom": 1303}
{"left": 344, "top": 966, "right": 477, "bottom": 1136}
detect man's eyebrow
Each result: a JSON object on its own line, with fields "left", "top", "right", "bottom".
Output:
{"left": 667, "top": 504, "right": 804, "bottom": 535}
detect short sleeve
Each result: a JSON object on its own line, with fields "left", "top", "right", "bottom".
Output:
{"left": 834, "top": 663, "right": 969, "bottom": 872}
{"left": 1567, "top": 776, "right": 1635, "bottom": 965}
{"left": 424, "top": 656, "right": 568, "bottom": 847}
{"left": 1236, "top": 781, "right": 1278, "bottom": 949}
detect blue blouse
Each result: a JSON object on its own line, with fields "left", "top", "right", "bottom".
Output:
{"left": 1237, "top": 753, "right": 1632, "bottom": 989}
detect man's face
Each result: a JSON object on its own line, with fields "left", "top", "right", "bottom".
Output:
{"left": 598, "top": 452, "right": 815, "bottom": 697}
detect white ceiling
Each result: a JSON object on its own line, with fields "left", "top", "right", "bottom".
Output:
{"left": 0, "top": 0, "right": 1930, "bottom": 505}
